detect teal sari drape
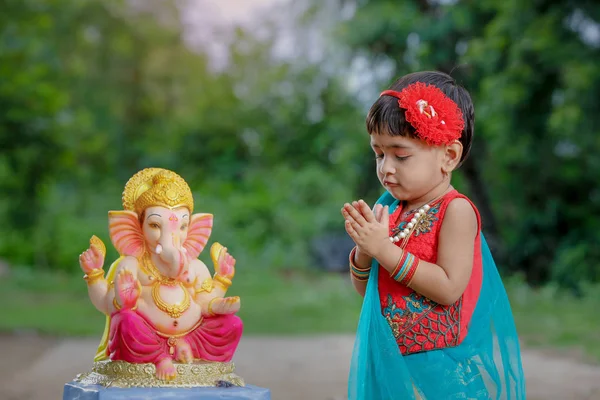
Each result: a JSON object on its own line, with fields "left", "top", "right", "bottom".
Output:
{"left": 348, "top": 191, "right": 525, "bottom": 400}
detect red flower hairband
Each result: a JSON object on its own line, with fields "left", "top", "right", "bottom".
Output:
{"left": 380, "top": 82, "right": 464, "bottom": 146}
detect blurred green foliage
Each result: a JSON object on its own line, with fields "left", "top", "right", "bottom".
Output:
{"left": 0, "top": 0, "right": 367, "bottom": 274}
{"left": 0, "top": 0, "right": 599, "bottom": 291}
{"left": 337, "top": 0, "right": 600, "bottom": 287}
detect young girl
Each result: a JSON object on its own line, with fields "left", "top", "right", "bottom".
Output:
{"left": 342, "top": 71, "right": 525, "bottom": 399}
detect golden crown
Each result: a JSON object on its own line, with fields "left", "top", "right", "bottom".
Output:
{"left": 122, "top": 168, "right": 194, "bottom": 215}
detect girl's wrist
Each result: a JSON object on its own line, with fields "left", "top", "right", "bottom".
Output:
{"left": 373, "top": 241, "right": 404, "bottom": 274}
{"left": 353, "top": 246, "right": 372, "bottom": 269}
{"left": 370, "top": 238, "right": 393, "bottom": 264}
{"left": 350, "top": 246, "right": 371, "bottom": 281}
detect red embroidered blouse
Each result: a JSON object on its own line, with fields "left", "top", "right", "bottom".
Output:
{"left": 378, "top": 190, "right": 483, "bottom": 354}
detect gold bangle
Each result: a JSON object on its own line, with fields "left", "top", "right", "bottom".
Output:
{"left": 207, "top": 298, "right": 218, "bottom": 316}
{"left": 213, "top": 274, "right": 232, "bottom": 289}
{"left": 112, "top": 295, "right": 138, "bottom": 311}
{"left": 84, "top": 268, "right": 105, "bottom": 285}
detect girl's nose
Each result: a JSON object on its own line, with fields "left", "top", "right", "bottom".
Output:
{"left": 379, "top": 156, "right": 395, "bottom": 175}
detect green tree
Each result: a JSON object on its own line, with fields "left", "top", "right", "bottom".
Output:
{"left": 0, "top": 0, "right": 369, "bottom": 272}
{"left": 337, "top": 0, "right": 600, "bottom": 286}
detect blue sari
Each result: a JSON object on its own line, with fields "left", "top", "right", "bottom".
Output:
{"left": 348, "top": 191, "right": 526, "bottom": 399}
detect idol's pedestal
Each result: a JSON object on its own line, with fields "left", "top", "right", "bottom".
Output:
{"left": 62, "top": 382, "right": 271, "bottom": 400}
{"left": 62, "top": 361, "right": 271, "bottom": 400}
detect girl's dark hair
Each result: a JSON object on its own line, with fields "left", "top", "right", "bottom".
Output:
{"left": 366, "top": 71, "right": 475, "bottom": 164}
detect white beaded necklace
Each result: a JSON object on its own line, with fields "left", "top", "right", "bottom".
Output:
{"left": 389, "top": 204, "right": 432, "bottom": 243}
{"left": 388, "top": 189, "right": 451, "bottom": 244}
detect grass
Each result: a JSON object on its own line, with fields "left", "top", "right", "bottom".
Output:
{"left": 505, "top": 275, "right": 600, "bottom": 363}
{"left": 1, "top": 268, "right": 599, "bottom": 363}
{"left": 0, "top": 266, "right": 363, "bottom": 337}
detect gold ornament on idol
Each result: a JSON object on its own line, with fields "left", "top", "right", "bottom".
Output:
{"left": 141, "top": 252, "right": 191, "bottom": 319}
{"left": 84, "top": 268, "right": 105, "bottom": 285}
{"left": 121, "top": 167, "right": 194, "bottom": 215}
{"left": 120, "top": 168, "right": 194, "bottom": 318}
{"left": 83, "top": 236, "right": 107, "bottom": 285}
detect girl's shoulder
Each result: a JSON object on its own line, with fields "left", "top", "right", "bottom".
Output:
{"left": 440, "top": 190, "right": 481, "bottom": 234}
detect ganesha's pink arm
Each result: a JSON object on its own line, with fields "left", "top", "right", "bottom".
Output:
{"left": 81, "top": 243, "right": 112, "bottom": 315}
{"left": 190, "top": 260, "right": 227, "bottom": 316}
{"left": 113, "top": 257, "right": 141, "bottom": 309}
{"left": 194, "top": 289, "right": 228, "bottom": 317}
{"left": 86, "top": 277, "right": 111, "bottom": 314}
{"left": 86, "top": 257, "right": 138, "bottom": 315}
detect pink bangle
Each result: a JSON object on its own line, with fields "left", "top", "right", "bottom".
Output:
{"left": 349, "top": 246, "right": 370, "bottom": 272}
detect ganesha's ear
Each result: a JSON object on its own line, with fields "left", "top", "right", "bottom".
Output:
{"left": 108, "top": 211, "right": 145, "bottom": 258}
{"left": 183, "top": 213, "right": 213, "bottom": 259}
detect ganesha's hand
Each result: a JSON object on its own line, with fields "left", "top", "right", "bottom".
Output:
{"left": 208, "top": 296, "right": 240, "bottom": 316}
{"left": 80, "top": 236, "right": 106, "bottom": 284}
{"left": 116, "top": 269, "right": 141, "bottom": 310}
{"left": 211, "top": 242, "right": 235, "bottom": 278}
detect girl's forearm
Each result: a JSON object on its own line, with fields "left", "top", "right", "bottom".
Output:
{"left": 373, "top": 242, "right": 460, "bottom": 305}
{"left": 350, "top": 273, "right": 367, "bottom": 297}
{"left": 349, "top": 247, "right": 371, "bottom": 297}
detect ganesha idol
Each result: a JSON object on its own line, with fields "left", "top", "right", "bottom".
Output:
{"left": 71, "top": 168, "right": 248, "bottom": 389}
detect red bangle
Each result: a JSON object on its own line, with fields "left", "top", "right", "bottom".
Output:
{"left": 400, "top": 258, "right": 419, "bottom": 286}
{"left": 390, "top": 251, "right": 407, "bottom": 279}
{"left": 349, "top": 246, "right": 370, "bottom": 272}
{"left": 391, "top": 251, "right": 420, "bottom": 286}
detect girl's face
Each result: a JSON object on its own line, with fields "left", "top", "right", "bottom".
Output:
{"left": 371, "top": 133, "right": 452, "bottom": 204}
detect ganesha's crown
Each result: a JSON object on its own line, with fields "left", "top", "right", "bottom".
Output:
{"left": 122, "top": 168, "right": 194, "bottom": 215}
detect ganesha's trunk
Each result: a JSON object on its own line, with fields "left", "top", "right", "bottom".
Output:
{"left": 157, "top": 236, "right": 185, "bottom": 279}
{"left": 174, "top": 251, "right": 185, "bottom": 278}
{"left": 172, "top": 234, "right": 186, "bottom": 278}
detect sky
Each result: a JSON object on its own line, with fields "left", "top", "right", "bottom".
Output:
{"left": 179, "top": 0, "right": 287, "bottom": 70}
{"left": 177, "top": 0, "right": 382, "bottom": 106}
{"left": 195, "top": 0, "right": 282, "bottom": 24}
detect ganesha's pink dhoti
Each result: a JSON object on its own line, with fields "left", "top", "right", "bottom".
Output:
{"left": 107, "top": 309, "right": 243, "bottom": 364}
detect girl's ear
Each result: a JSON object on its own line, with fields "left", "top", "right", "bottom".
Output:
{"left": 443, "top": 140, "right": 463, "bottom": 173}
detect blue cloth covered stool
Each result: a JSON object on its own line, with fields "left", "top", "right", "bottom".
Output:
{"left": 63, "top": 381, "right": 271, "bottom": 400}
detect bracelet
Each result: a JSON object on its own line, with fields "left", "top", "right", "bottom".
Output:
{"left": 350, "top": 267, "right": 370, "bottom": 281}
{"left": 207, "top": 298, "right": 218, "bottom": 316}
{"left": 349, "top": 246, "right": 370, "bottom": 281}
{"left": 402, "top": 261, "right": 418, "bottom": 287}
{"left": 112, "top": 296, "right": 138, "bottom": 311}
{"left": 83, "top": 268, "right": 105, "bottom": 285}
{"left": 390, "top": 251, "right": 420, "bottom": 286}
{"left": 213, "top": 274, "right": 232, "bottom": 290}
{"left": 349, "top": 246, "right": 371, "bottom": 271}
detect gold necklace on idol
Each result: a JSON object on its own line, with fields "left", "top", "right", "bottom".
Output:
{"left": 142, "top": 252, "right": 191, "bottom": 319}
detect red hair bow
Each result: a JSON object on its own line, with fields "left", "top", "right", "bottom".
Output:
{"left": 381, "top": 82, "right": 464, "bottom": 146}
